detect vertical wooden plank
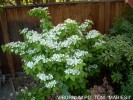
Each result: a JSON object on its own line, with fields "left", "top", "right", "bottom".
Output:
{"left": 83, "top": 2, "right": 92, "bottom": 22}
{"left": 91, "top": 2, "right": 99, "bottom": 31}
{"left": 116, "top": 2, "right": 123, "bottom": 18}
{"left": 105, "top": 0, "right": 111, "bottom": 34}
{"left": 110, "top": 2, "right": 115, "bottom": 27}
{"left": 98, "top": 2, "right": 105, "bottom": 34}
{"left": 0, "top": 10, "right": 15, "bottom": 77}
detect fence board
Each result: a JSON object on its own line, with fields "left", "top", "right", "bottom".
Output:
{"left": 0, "top": 12, "right": 15, "bottom": 76}
{"left": 0, "top": 1, "right": 124, "bottom": 75}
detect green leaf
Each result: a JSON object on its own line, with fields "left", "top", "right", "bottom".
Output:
{"left": 75, "top": 65, "right": 82, "bottom": 70}
{"left": 65, "top": 74, "right": 70, "bottom": 80}
{"left": 70, "top": 76, "right": 75, "bottom": 81}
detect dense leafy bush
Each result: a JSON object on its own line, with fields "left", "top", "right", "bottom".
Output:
{"left": 1, "top": 7, "right": 105, "bottom": 99}
{"left": 99, "top": 35, "right": 133, "bottom": 85}
{"left": 109, "top": 18, "right": 133, "bottom": 44}
{"left": 121, "top": 70, "right": 133, "bottom": 99}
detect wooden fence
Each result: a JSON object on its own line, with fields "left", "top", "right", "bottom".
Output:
{"left": 0, "top": 1, "right": 124, "bottom": 76}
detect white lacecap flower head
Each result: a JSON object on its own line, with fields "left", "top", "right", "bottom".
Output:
{"left": 85, "top": 64, "right": 98, "bottom": 72}
{"left": 37, "top": 73, "right": 53, "bottom": 81}
{"left": 66, "top": 57, "right": 83, "bottom": 66}
{"left": 74, "top": 50, "right": 88, "bottom": 58}
{"left": 21, "top": 28, "right": 28, "bottom": 34}
{"left": 26, "top": 61, "right": 34, "bottom": 69}
{"left": 64, "top": 68, "right": 80, "bottom": 75}
{"left": 64, "top": 19, "right": 77, "bottom": 24}
{"left": 86, "top": 30, "right": 100, "bottom": 39}
{"left": 45, "top": 80, "right": 57, "bottom": 88}
{"left": 94, "top": 39, "right": 105, "bottom": 47}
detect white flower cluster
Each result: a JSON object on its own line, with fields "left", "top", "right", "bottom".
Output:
{"left": 37, "top": 72, "right": 53, "bottom": 81}
{"left": 59, "top": 35, "right": 81, "bottom": 49}
{"left": 32, "top": 55, "right": 47, "bottom": 65}
{"left": 5, "top": 41, "right": 26, "bottom": 49}
{"left": 25, "top": 54, "right": 66, "bottom": 69}
{"left": 86, "top": 30, "right": 100, "bottom": 39}
{"left": 94, "top": 39, "right": 105, "bottom": 47}
{"left": 79, "top": 19, "right": 93, "bottom": 31}
{"left": 20, "top": 28, "right": 28, "bottom": 34}
{"left": 26, "top": 30, "right": 43, "bottom": 43}
{"left": 85, "top": 64, "right": 98, "bottom": 72}
{"left": 42, "top": 23, "right": 66, "bottom": 39}
{"left": 30, "top": 7, "right": 48, "bottom": 12}
{"left": 24, "top": 56, "right": 45, "bottom": 69}
{"left": 5, "top": 41, "right": 27, "bottom": 55}
{"left": 45, "top": 80, "right": 57, "bottom": 88}
{"left": 26, "top": 49, "right": 39, "bottom": 54}
{"left": 20, "top": 19, "right": 82, "bottom": 52}
{"left": 64, "top": 19, "right": 77, "bottom": 25}
{"left": 50, "top": 54, "right": 65, "bottom": 62}
{"left": 66, "top": 57, "right": 83, "bottom": 66}
{"left": 64, "top": 68, "right": 80, "bottom": 75}
{"left": 26, "top": 61, "right": 34, "bottom": 69}
{"left": 24, "top": 52, "right": 85, "bottom": 74}
{"left": 74, "top": 49, "right": 88, "bottom": 58}
{"left": 40, "top": 35, "right": 81, "bottom": 50}
{"left": 20, "top": 86, "right": 28, "bottom": 94}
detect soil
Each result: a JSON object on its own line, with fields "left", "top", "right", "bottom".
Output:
{"left": 0, "top": 73, "right": 39, "bottom": 100}
{"left": 0, "top": 76, "right": 14, "bottom": 100}
{"left": 12, "top": 73, "right": 38, "bottom": 92}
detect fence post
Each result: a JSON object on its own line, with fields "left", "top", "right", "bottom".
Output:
{"left": 0, "top": 9, "right": 15, "bottom": 77}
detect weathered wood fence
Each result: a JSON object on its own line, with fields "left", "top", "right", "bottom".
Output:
{"left": 0, "top": 1, "right": 124, "bottom": 76}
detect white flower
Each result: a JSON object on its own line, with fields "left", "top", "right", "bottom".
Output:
{"left": 30, "top": 7, "right": 48, "bottom": 12}
{"left": 26, "top": 49, "right": 39, "bottom": 54}
{"left": 26, "top": 61, "right": 34, "bottom": 69}
{"left": 26, "top": 30, "right": 42, "bottom": 43}
{"left": 79, "top": 20, "right": 93, "bottom": 31}
{"left": 66, "top": 57, "right": 83, "bottom": 66}
{"left": 74, "top": 50, "right": 88, "bottom": 58}
{"left": 86, "top": 30, "right": 100, "bottom": 39}
{"left": 94, "top": 39, "right": 105, "bottom": 47}
{"left": 20, "top": 28, "right": 28, "bottom": 34}
{"left": 45, "top": 80, "right": 57, "bottom": 88}
{"left": 50, "top": 54, "right": 64, "bottom": 62}
{"left": 20, "top": 89, "right": 26, "bottom": 93}
{"left": 33, "top": 55, "right": 46, "bottom": 65}
{"left": 64, "top": 19, "right": 77, "bottom": 24}
{"left": 64, "top": 68, "right": 80, "bottom": 75}
{"left": 37, "top": 73, "right": 53, "bottom": 81}
{"left": 60, "top": 35, "right": 81, "bottom": 48}
{"left": 85, "top": 64, "right": 98, "bottom": 72}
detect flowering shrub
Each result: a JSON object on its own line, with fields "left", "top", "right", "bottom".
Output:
{"left": 2, "top": 7, "right": 105, "bottom": 99}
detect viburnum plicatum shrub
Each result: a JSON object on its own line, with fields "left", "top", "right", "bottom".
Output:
{"left": 2, "top": 7, "right": 105, "bottom": 98}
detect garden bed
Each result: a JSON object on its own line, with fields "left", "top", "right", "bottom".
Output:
{"left": 10, "top": 72, "right": 38, "bottom": 97}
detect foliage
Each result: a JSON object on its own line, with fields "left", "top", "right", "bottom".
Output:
{"left": 99, "top": 35, "right": 133, "bottom": 85}
{"left": 109, "top": 18, "right": 133, "bottom": 44}
{"left": 123, "top": 5, "right": 133, "bottom": 24}
{"left": 1, "top": 7, "right": 105, "bottom": 99}
{"left": 111, "top": 72, "right": 123, "bottom": 84}
{"left": 99, "top": 35, "right": 132, "bottom": 68}
{"left": 121, "top": 70, "right": 133, "bottom": 99}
